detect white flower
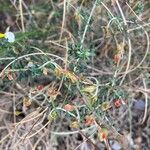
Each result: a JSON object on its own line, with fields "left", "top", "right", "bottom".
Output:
{"left": 4, "top": 32, "right": 15, "bottom": 43}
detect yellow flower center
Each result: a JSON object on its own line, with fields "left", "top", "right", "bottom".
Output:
{"left": 0, "top": 33, "right": 5, "bottom": 38}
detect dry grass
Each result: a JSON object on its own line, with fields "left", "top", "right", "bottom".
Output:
{"left": 0, "top": 0, "right": 150, "bottom": 150}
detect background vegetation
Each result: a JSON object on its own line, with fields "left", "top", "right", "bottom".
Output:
{"left": 0, "top": 0, "right": 149, "bottom": 149}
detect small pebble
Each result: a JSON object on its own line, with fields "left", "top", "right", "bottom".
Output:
{"left": 110, "top": 140, "right": 121, "bottom": 150}
{"left": 133, "top": 99, "right": 145, "bottom": 110}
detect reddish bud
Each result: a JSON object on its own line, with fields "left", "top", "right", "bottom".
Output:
{"left": 98, "top": 128, "right": 109, "bottom": 141}
{"left": 64, "top": 104, "right": 75, "bottom": 111}
{"left": 36, "top": 85, "right": 44, "bottom": 91}
{"left": 85, "top": 115, "right": 95, "bottom": 126}
{"left": 114, "top": 99, "right": 122, "bottom": 108}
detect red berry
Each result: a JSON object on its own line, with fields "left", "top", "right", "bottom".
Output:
{"left": 114, "top": 99, "right": 122, "bottom": 107}
{"left": 64, "top": 104, "right": 75, "bottom": 111}
{"left": 36, "top": 85, "right": 44, "bottom": 91}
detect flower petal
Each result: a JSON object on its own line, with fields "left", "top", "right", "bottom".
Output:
{"left": 4, "top": 32, "right": 15, "bottom": 43}
{"left": 0, "top": 33, "right": 5, "bottom": 38}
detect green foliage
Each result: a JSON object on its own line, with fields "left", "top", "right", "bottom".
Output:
{"left": 0, "top": 0, "right": 149, "bottom": 148}
{"left": 134, "top": 2, "right": 144, "bottom": 15}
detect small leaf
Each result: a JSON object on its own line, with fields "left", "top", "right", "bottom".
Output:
{"left": 15, "top": 111, "right": 22, "bottom": 116}
{"left": 54, "top": 67, "right": 63, "bottom": 77}
{"left": 70, "top": 121, "right": 79, "bottom": 128}
{"left": 54, "top": 68, "right": 79, "bottom": 83}
{"left": 6, "top": 68, "right": 16, "bottom": 81}
{"left": 117, "top": 42, "right": 124, "bottom": 54}
{"left": 90, "top": 95, "right": 98, "bottom": 105}
{"left": 47, "top": 87, "right": 60, "bottom": 100}
{"left": 101, "top": 102, "right": 111, "bottom": 111}
{"left": 48, "top": 111, "right": 58, "bottom": 121}
{"left": 103, "top": 26, "right": 111, "bottom": 37}
{"left": 114, "top": 54, "right": 121, "bottom": 64}
{"left": 114, "top": 42, "right": 125, "bottom": 64}
{"left": 74, "top": 11, "right": 82, "bottom": 26}
{"left": 82, "top": 85, "right": 96, "bottom": 94}
{"left": 7, "top": 73, "right": 14, "bottom": 80}
{"left": 23, "top": 97, "right": 32, "bottom": 107}
{"left": 43, "top": 67, "right": 48, "bottom": 75}
{"left": 65, "top": 71, "right": 78, "bottom": 83}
